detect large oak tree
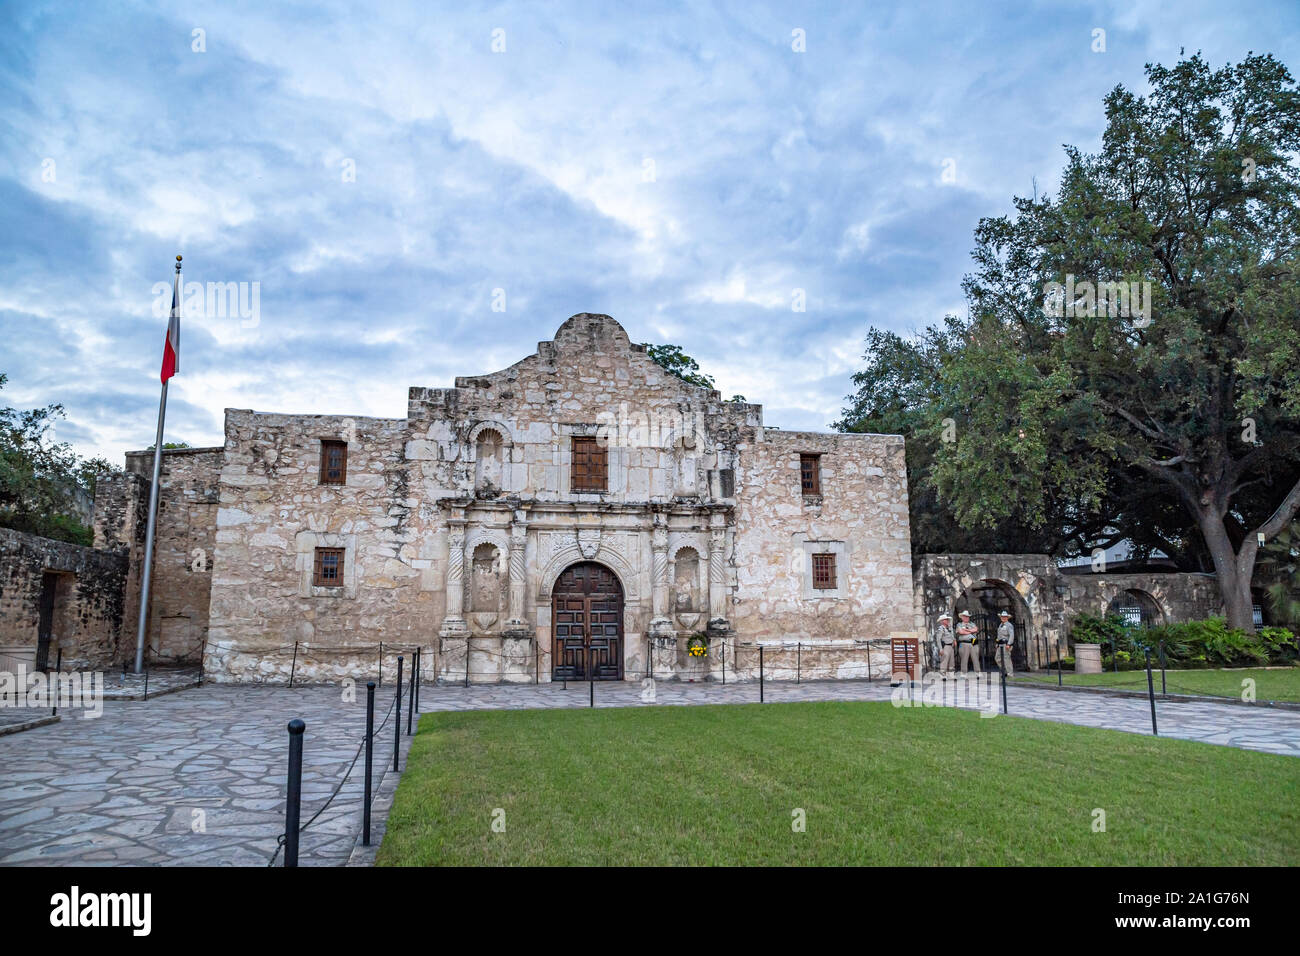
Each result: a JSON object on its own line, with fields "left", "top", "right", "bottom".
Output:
{"left": 841, "top": 54, "right": 1300, "bottom": 631}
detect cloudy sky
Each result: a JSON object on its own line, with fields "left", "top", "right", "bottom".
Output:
{"left": 3, "top": 1, "right": 1297, "bottom": 462}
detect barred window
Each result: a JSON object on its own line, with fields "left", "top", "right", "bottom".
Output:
{"left": 571, "top": 436, "right": 608, "bottom": 492}
{"left": 313, "top": 547, "right": 345, "bottom": 587}
{"left": 811, "top": 553, "right": 836, "bottom": 590}
{"left": 800, "top": 454, "right": 821, "bottom": 495}
{"left": 320, "top": 440, "right": 347, "bottom": 485}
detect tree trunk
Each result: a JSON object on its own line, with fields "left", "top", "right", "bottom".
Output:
{"left": 1198, "top": 511, "right": 1258, "bottom": 633}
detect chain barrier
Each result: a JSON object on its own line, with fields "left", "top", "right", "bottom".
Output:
{"left": 267, "top": 689, "right": 399, "bottom": 866}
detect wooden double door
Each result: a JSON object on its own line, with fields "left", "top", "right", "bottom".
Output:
{"left": 552, "top": 562, "right": 624, "bottom": 680}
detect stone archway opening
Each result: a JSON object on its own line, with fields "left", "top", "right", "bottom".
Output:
{"left": 954, "top": 579, "right": 1033, "bottom": 671}
{"left": 1106, "top": 588, "right": 1165, "bottom": 628}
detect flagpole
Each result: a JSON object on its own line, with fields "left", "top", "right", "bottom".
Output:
{"left": 134, "top": 256, "right": 181, "bottom": 674}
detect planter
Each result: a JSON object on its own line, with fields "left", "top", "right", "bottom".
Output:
{"left": 1074, "top": 643, "right": 1103, "bottom": 674}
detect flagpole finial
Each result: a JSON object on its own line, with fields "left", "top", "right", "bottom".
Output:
{"left": 175, "top": 254, "right": 182, "bottom": 272}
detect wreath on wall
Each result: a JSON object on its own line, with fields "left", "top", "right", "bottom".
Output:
{"left": 687, "top": 633, "right": 709, "bottom": 658}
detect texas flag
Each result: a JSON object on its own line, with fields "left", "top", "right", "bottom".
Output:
{"left": 161, "top": 260, "right": 181, "bottom": 383}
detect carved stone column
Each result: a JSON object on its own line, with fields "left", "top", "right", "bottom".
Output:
{"left": 707, "top": 511, "right": 731, "bottom": 635}
{"left": 503, "top": 508, "right": 530, "bottom": 639}
{"left": 648, "top": 511, "right": 676, "bottom": 671}
{"left": 439, "top": 514, "right": 470, "bottom": 638}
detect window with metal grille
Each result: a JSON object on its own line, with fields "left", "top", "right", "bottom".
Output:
{"left": 320, "top": 440, "right": 347, "bottom": 485}
{"left": 800, "top": 454, "right": 821, "bottom": 495}
{"left": 571, "top": 436, "right": 607, "bottom": 492}
{"left": 811, "top": 552, "right": 836, "bottom": 590}
{"left": 718, "top": 468, "right": 735, "bottom": 498}
{"left": 313, "top": 547, "right": 345, "bottom": 587}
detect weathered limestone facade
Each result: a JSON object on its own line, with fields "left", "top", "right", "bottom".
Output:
{"left": 202, "top": 313, "right": 918, "bottom": 682}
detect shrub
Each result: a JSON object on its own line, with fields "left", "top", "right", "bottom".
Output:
{"left": 1068, "top": 613, "right": 1129, "bottom": 647}
{"left": 1069, "top": 614, "right": 1297, "bottom": 669}
{"left": 1140, "top": 618, "right": 1295, "bottom": 668}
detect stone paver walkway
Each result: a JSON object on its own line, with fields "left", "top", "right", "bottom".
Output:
{"left": 0, "top": 684, "right": 401, "bottom": 866}
{"left": 2, "top": 674, "right": 1296, "bottom": 867}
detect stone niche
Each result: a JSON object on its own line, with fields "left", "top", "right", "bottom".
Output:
{"left": 469, "top": 541, "right": 505, "bottom": 629}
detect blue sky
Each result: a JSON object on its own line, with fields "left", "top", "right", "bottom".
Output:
{"left": 2, "top": 0, "right": 1297, "bottom": 463}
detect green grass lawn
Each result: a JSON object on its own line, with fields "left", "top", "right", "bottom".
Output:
{"left": 376, "top": 700, "right": 1299, "bottom": 866}
{"left": 1012, "top": 666, "right": 1300, "bottom": 702}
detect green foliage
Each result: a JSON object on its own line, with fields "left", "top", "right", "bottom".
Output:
{"left": 0, "top": 508, "right": 94, "bottom": 546}
{"left": 1259, "top": 520, "right": 1300, "bottom": 623}
{"left": 0, "top": 372, "right": 120, "bottom": 545}
{"left": 1067, "top": 612, "right": 1130, "bottom": 648}
{"left": 837, "top": 53, "right": 1300, "bottom": 597}
{"left": 1072, "top": 614, "right": 1298, "bottom": 668}
{"left": 643, "top": 343, "right": 716, "bottom": 390}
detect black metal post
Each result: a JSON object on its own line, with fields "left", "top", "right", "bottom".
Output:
{"left": 289, "top": 640, "right": 299, "bottom": 688}
{"left": 407, "top": 652, "right": 417, "bottom": 736}
{"left": 796, "top": 642, "right": 801, "bottom": 684}
{"left": 1158, "top": 639, "right": 1167, "bottom": 695}
{"left": 759, "top": 646, "right": 765, "bottom": 703}
{"left": 51, "top": 648, "right": 62, "bottom": 716}
{"left": 867, "top": 641, "right": 873, "bottom": 681}
{"left": 535, "top": 638, "right": 540, "bottom": 685}
{"left": 363, "top": 681, "right": 374, "bottom": 845}
{"left": 414, "top": 648, "right": 421, "bottom": 714}
{"left": 394, "top": 655, "right": 403, "bottom": 771}
{"left": 1144, "top": 647, "right": 1158, "bottom": 736}
{"left": 589, "top": 670, "right": 594, "bottom": 708}
{"left": 143, "top": 663, "right": 149, "bottom": 700}
{"left": 648, "top": 638, "right": 654, "bottom": 682}
{"left": 1057, "top": 639, "right": 1063, "bottom": 686}
{"left": 378, "top": 641, "right": 383, "bottom": 686}
{"left": 720, "top": 638, "right": 725, "bottom": 685}
{"left": 284, "top": 718, "right": 305, "bottom": 867}
{"left": 1000, "top": 666, "right": 1008, "bottom": 715}
{"left": 464, "top": 638, "right": 471, "bottom": 688}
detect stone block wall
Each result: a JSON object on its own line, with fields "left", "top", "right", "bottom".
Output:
{"left": 121, "top": 447, "right": 223, "bottom": 664}
{"left": 205, "top": 411, "right": 434, "bottom": 682}
{"left": 730, "top": 430, "right": 917, "bottom": 670}
{"left": 0, "top": 527, "right": 129, "bottom": 669}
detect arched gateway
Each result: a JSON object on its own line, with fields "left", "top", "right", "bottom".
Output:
{"left": 552, "top": 562, "right": 624, "bottom": 681}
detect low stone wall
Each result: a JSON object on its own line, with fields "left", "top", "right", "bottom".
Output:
{"left": 0, "top": 527, "right": 129, "bottom": 669}
{"left": 914, "top": 553, "right": 1230, "bottom": 671}
{"left": 1062, "top": 570, "right": 1224, "bottom": 624}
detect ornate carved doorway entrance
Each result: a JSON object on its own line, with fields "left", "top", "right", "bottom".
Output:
{"left": 552, "top": 562, "right": 624, "bottom": 680}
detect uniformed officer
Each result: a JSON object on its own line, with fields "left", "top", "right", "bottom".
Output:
{"left": 935, "top": 612, "right": 955, "bottom": 677}
{"left": 995, "top": 610, "right": 1016, "bottom": 676}
{"left": 956, "top": 609, "right": 980, "bottom": 674}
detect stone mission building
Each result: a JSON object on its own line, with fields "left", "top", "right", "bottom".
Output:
{"left": 2, "top": 313, "right": 1245, "bottom": 682}
{"left": 200, "top": 313, "right": 917, "bottom": 682}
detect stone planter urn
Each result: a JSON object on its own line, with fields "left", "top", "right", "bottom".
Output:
{"left": 1074, "top": 643, "right": 1102, "bottom": 674}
